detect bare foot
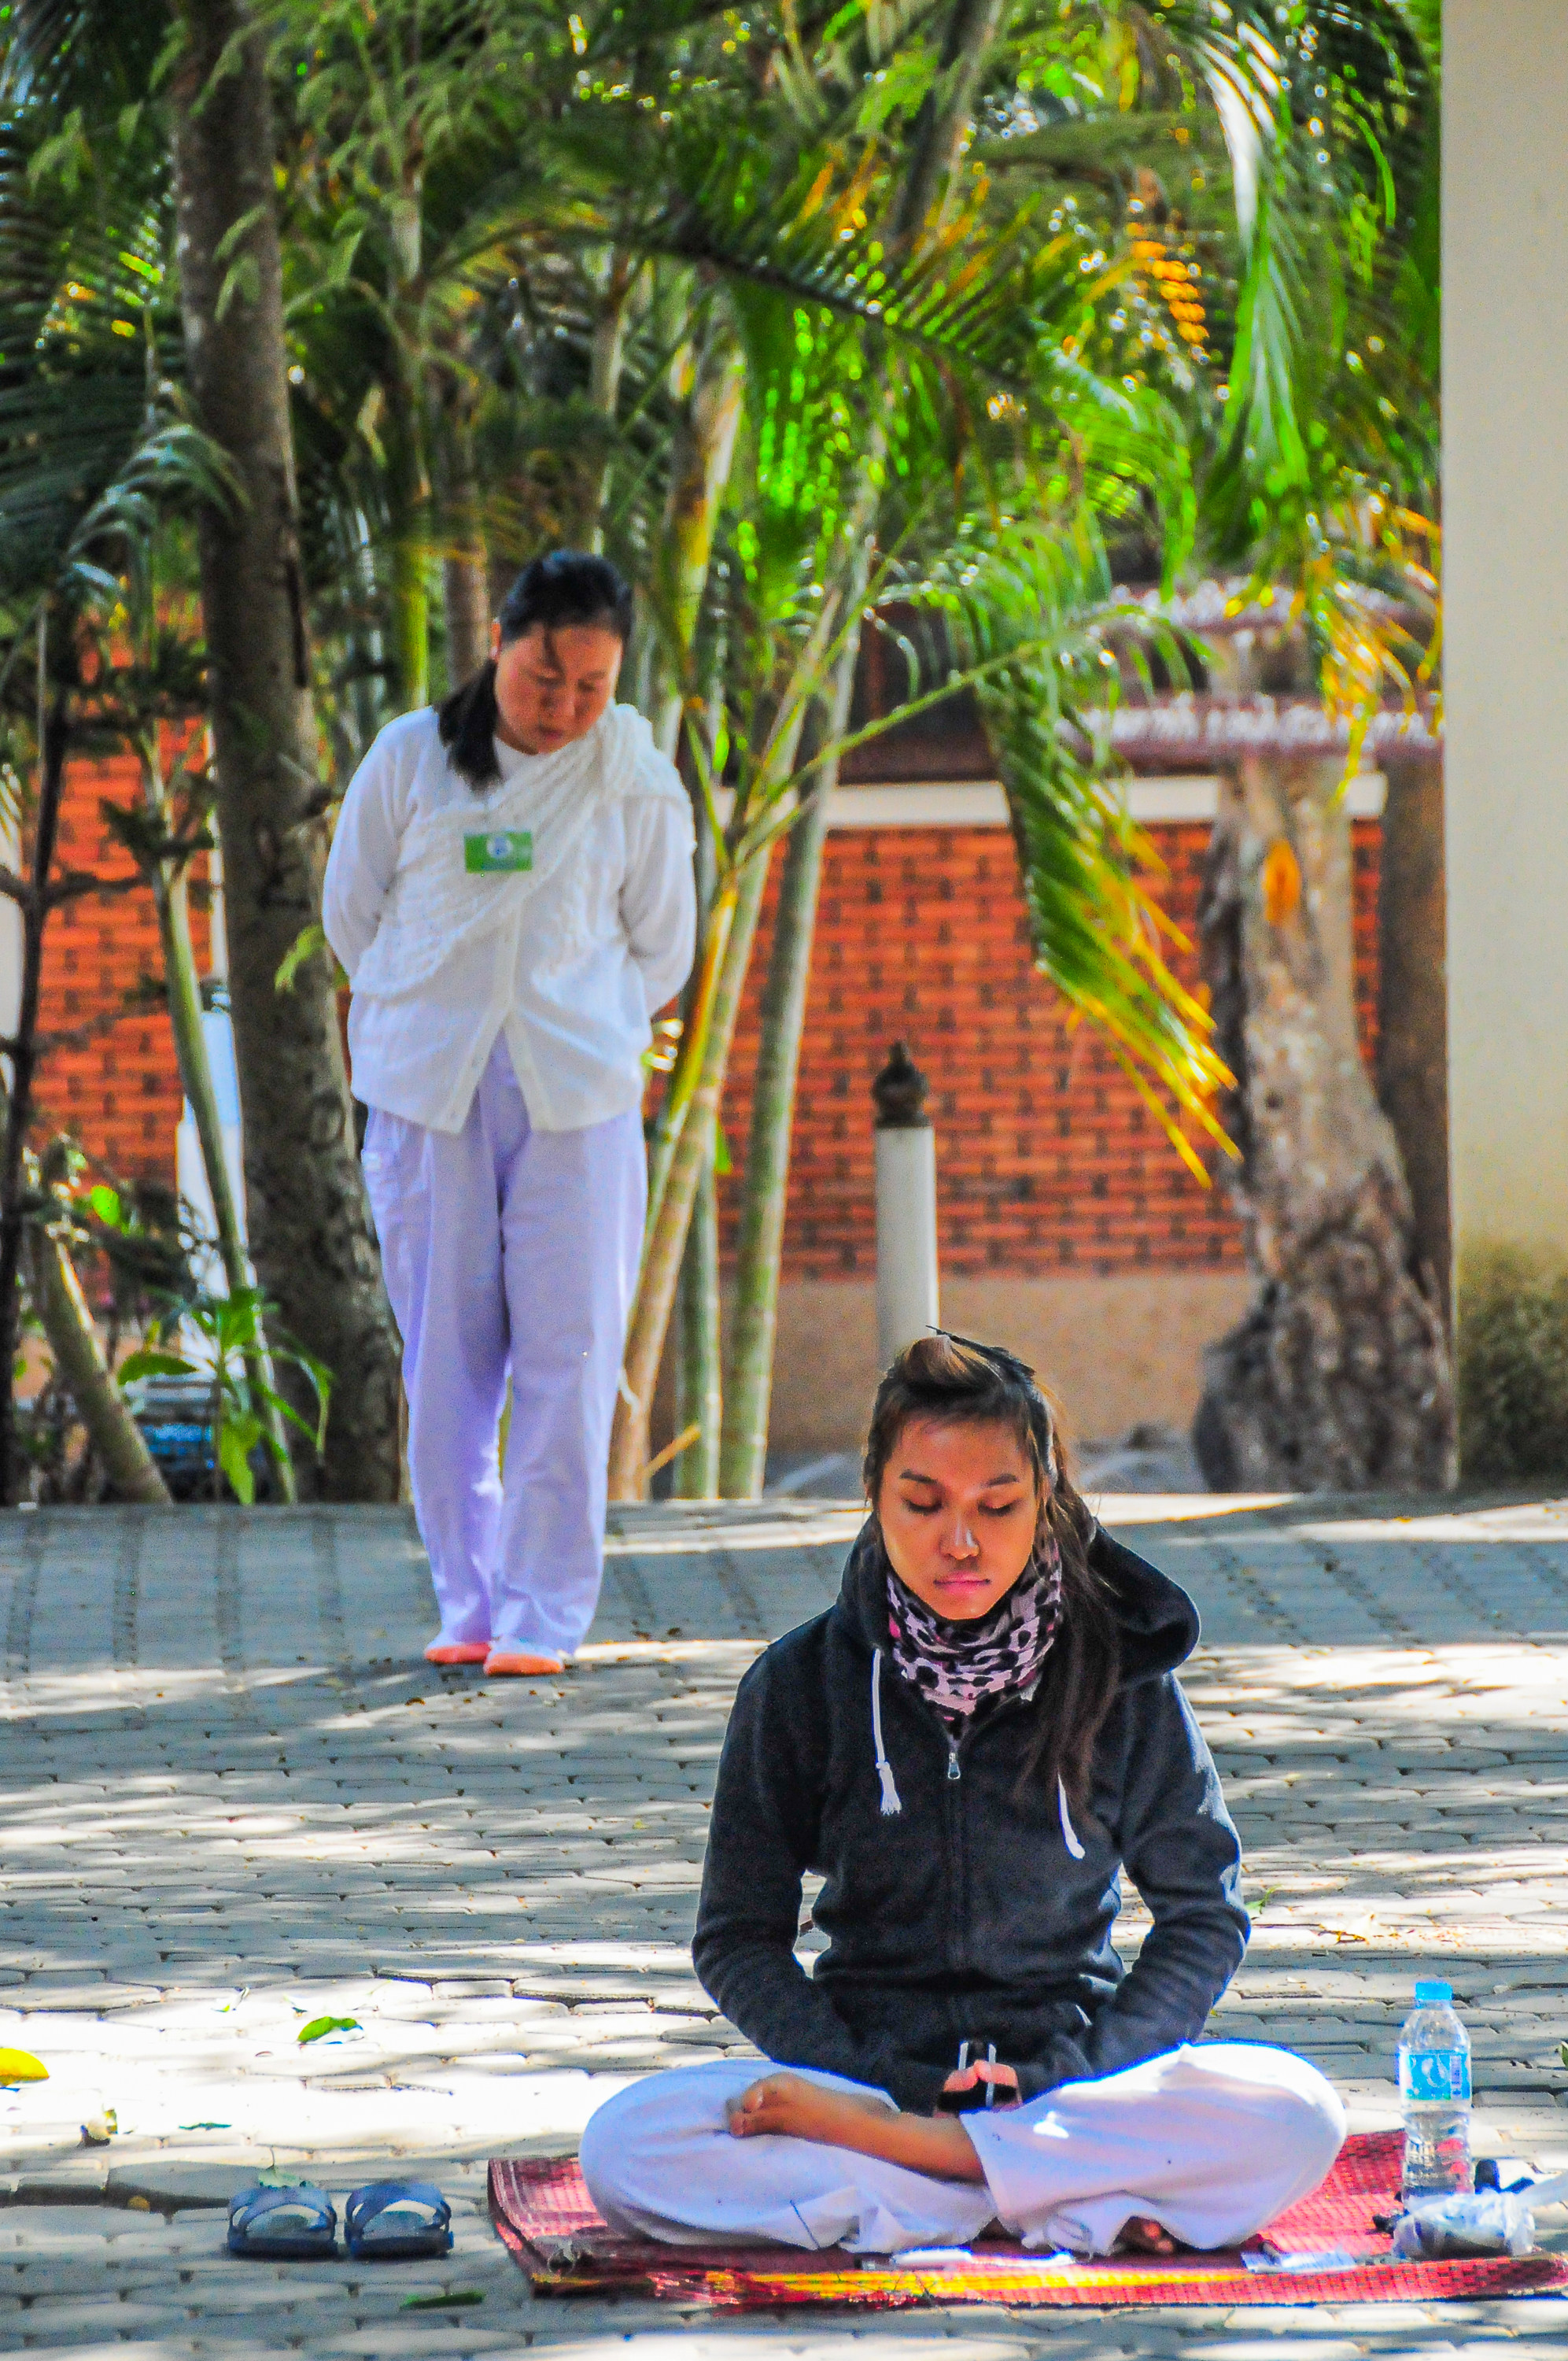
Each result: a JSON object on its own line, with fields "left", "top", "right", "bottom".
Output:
{"left": 728, "top": 2072, "right": 898, "bottom": 2145}
{"left": 1116, "top": 2215, "right": 1179, "bottom": 2257}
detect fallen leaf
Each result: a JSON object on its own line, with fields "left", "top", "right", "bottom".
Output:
{"left": 0, "top": 2049, "right": 47, "bottom": 2085}
{"left": 402, "top": 2292, "right": 484, "bottom": 2311}
{"left": 297, "top": 2016, "right": 362, "bottom": 2045}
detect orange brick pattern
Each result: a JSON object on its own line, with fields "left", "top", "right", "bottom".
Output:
{"left": 31, "top": 753, "right": 208, "bottom": 1184}
{"left": 718, "top": 820, "right": 1381, "bottom": 1280}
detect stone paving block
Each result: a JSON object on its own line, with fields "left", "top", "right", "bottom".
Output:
{"left": 6, "top": 1498, "right": 1568, "bottom": 2357}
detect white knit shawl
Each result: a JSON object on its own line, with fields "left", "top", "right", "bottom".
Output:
{"left": 352, "top": 701, "right": 681, "bottom": 1004}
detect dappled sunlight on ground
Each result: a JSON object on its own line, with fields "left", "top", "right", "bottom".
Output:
{"left": 2, "top": 1498, "right": 1568, "bottom": 2352}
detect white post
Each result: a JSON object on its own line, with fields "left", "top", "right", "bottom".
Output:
{"left": 1444, "top": 8, "right": 1568, "bottom": 1357}
{"left": 873, "top": 1042, "right": 939, "bottom": 1367}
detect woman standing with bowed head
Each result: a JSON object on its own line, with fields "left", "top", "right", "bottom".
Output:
{"left": 323, "top": 552, "right": 695, "bottom": 1676}
{"left": 581, "top": 1335, "right": 1345, "bottom": 2257}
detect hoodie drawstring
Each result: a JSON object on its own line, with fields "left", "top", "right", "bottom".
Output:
{"left": 871, "top": 1650, "right": 903, "bottom": 1816}
{"left": 1058, "top": 1779, "right": 1085, "bottom": 1859}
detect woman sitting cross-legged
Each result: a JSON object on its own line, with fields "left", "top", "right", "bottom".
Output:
{"left": 580, "top": 1334, "right": 1345, "bottom": 2259}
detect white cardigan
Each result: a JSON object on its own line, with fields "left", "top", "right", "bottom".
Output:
{"left": 323, "top": 705, "right": 696, "bottom": 1135}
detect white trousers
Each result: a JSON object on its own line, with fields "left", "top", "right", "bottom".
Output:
{"left": 362, "top": 1037, "right": 645, "bottom": 1657}
{"left": 579, "top": 2047, "right": 1346, "bottom": 2259}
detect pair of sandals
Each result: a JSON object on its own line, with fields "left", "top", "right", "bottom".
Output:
{"left": 227, "top": 2181, "right": 452, "bottom": 2261}
{"left": 425, "top": 1638, "right": 564, "bottom": 1675}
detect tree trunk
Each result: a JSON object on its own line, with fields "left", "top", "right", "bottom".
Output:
{"left": 1192, "top": 756, "right": 1455, "bottom": 1491}
{"left": 171, "top": 0, "right": 403, "bottom": 1501}
{"left": 26, "top": 1150, "right": 172, "bottom": 1506}
{"left": 442, "top": 548, "right": 489, "bottom": 689}
{"left": 0, "top": 686, "right": 69, "bottom": 1504}
{"left": 1376, "top": 759, "right": 1450, "bottom": 1329}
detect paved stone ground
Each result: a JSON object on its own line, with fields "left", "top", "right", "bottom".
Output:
{"left": 3, "top": 1491, "right": 1568, "bottom": 2358}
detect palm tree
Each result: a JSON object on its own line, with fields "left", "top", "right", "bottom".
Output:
{"left": 168, "top": 0, "right": 406, "bottom": 1498}
{"left": 1157, "top": 0, "right": 1451, "bottom": 1487}
{"left": 7, "top": 0, "right": 408, "bottom": 1498}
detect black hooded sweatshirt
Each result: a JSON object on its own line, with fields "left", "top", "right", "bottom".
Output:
{"left": 692, "top": 1520, "right": 1248, "bottom": 2115}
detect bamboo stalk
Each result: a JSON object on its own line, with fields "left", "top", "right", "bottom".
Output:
{"left": 0, "top": 674, "right": 69, "bottom": 1504}
{"left": 607, "top": 844, "right": 773, "bottom": 1499}
{"left": 718, "top": 458, "right": 882, "bottom": 1496}
{"left": 154, "top": 857, "right": 297, "bottom": 1501}
{"left": 650, "top": 312, "right": 744, "bottom": 755}
{"left": 584, "top": 248, "right": 636, "bottom": 552}
{"left": 136, "top": 721, "right": 296, "bottom": 1498}
{"left": 391, "top": 522, "right": 430, "bottom": 710}
{"left": 718, "top": 750, "right": 838, "bottom": 1498}
{"left": 710, "top": 0, "right": 1003, "bottom": 1491}
{"left": 441, "top": 409, "right": 490, "bottom": 686}
{"left": 24, "top": 1159, "right": 172, "bottom": 1506}
{"left": 673, "top": 1143, "right": 722, "bottom": 1497}
{"left": 673, "top": 766, "right": 724, "bottom": 1497}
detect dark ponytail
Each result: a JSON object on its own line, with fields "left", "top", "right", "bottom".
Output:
{"left": 436, "top": 549, "right": 635, "bottom": 791}
{"left": 862, "top": 1332, "right": 1120, "bottom": 1812}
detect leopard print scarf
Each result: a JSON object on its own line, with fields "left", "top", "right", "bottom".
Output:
{"left": 885, "top": 1529, "right": 1063, "bottom": 1731}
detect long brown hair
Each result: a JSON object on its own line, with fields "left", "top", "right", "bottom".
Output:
{"left": 862, "top": 1332, "right": 1120, "bottom": 1809}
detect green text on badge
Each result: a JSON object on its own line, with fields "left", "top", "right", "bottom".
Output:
{"left": 464, "top": 829, "right": 533, "bottom": 874}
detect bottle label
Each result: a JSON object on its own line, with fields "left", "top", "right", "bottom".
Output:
{"left": 1400, "top": 2048, "right": 1470, "bottom": 2104}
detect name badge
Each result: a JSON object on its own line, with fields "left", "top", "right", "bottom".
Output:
{"left": 464, "top": 829, "right": 533, "bottom": 874}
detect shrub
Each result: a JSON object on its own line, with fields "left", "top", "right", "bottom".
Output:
{"left": 1457, "top": 1247, "right": 1568, "bottom": 1482}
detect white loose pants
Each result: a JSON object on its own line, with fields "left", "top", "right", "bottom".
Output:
{"left": 579, "top": 2046, "right": 1346, "bottom": 2258}
{"left": 362, "top": 1037, "right": 645, "bottom": 1657}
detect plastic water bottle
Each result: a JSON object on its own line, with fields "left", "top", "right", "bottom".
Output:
{"left": 1398, "top": 1978, "right": 1473, "bottom": 2199}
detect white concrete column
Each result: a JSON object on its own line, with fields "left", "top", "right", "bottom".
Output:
{"left": 1444, "top": 6, "right": 1568, "bottom": 1286}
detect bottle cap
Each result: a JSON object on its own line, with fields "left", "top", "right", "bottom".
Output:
{"left": 1414, "top": 1979, "right": 1452, "bottom": 2004}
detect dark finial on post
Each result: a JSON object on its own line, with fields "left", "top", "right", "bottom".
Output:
{"left": 873, "top": 1040, "right": 930, "bottom": 1131}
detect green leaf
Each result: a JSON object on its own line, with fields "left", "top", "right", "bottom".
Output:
{"left": 275, "top": 922, "right": 326, "bottom": 994}
{"left": 88, "top": 1184, "right": 122, "bottom": 1229}
{"left": 217, "top": 1411, "right": 264, "bottom": 1506}
{"left": 297, "top": 2015, "right": 361, "bottom": 2046}
{"left": 117, "top": 1349, "right": 197, "bottom": 1386}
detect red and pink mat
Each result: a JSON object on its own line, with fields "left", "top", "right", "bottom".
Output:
{"left": 489, "top": 2130, "right": 1568, "bottom": 2311}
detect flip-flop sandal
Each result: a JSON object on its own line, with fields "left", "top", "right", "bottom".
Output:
{"left": 425, "top": 1639, "right": 490, "bottom": 1665}
{"left": 227, "top": 2184, "right": 338, "bottom": 2259}
{"left": 345, "top": 2180, "right": 453, "bottom": 2260}
{"left": 484, "top": 1649, "right": 563, "bottom": 1676}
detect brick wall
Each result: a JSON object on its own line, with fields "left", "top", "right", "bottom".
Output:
{"left": 718, "top": 818, "right": 1382, "bottom": 1280}
{"left": 31, "top": 752, "right": 210, "bottom": 1184}
{"left": 26, "top": 758, "right": 1381, "bottom": 1285}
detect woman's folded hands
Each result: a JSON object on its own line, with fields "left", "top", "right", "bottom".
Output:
{"left": 725, "top": 2071, "right": 987, "bottom": 2183}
